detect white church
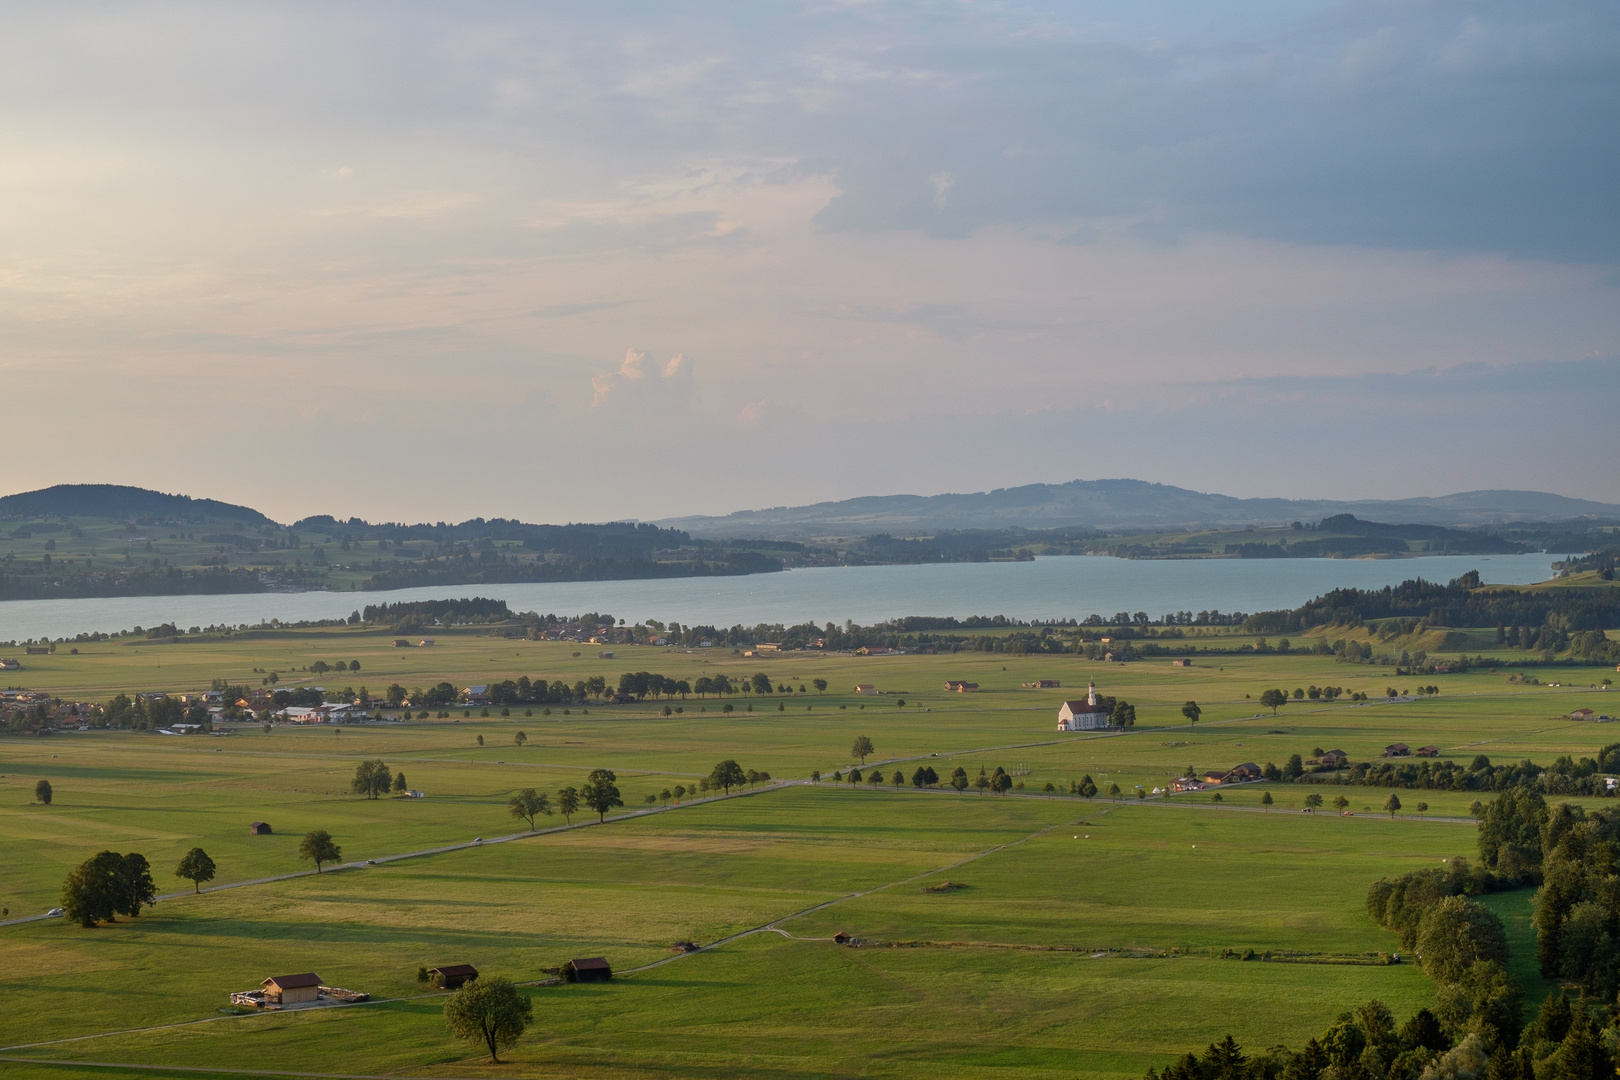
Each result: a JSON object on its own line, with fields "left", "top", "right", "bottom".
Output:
{"left": 1057, "top": 682, "right": 1110, "bottom": 731}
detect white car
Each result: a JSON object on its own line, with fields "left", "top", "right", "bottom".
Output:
{"left": 472, "top": 837, "right": 483, "bottom": 844}
{"left": 46, "top": 907, "right": 64, "bottom": 916}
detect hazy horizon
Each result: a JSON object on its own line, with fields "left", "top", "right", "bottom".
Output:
{"left": 5, "top": 2, "right": 1617, "bottom": 524}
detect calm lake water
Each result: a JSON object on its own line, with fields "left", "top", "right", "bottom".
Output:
{"left": 0, "top": 553, "right": 1571, "bottom": 642}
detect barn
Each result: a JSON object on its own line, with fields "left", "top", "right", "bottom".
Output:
{"left": 568, "top": 957, "right": 612, "bottom": 983}
{"left": 262, "top": 973, "right": 321, "bottom": 1004}
{"left": 430, "top": 964, "right": 479, "bottom": 989}
{"left": 249, "top": 821, "right": 272, "bottom": 835}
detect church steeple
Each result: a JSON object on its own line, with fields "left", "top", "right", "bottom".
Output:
{"left": 1087, "top": 680, "right": 1097, "bottom": 707}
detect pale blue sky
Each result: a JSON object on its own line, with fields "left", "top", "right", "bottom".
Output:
{"left": 3, "top": 1, "right": 1616, "bottom": 522}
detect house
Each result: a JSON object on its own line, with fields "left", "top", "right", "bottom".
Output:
{"left": 1021, "top": 680, "right": 1061, "bottom": 688}
{"left": 1204, "top": 763, "right": 1262, "bottom": 785}
{"left": 1057, "top": 682, "right": 1109, "bottom": 731}
{"left": 755, "top": 643, "right": 782, "bottom": 653}
{"left": 1318, "top": 750, "right": 1349, "bottom": 768}
{"left": 419, "top": 638, "right": 435, "bottom": 647}
{"left": 1170, "top": 777, "right": 1205, "bottom": 792}
{"left": 262, "top": 973, "right": 321, "bottom": 1005}
{"left": 853, "top": 684, "right": 876, "bottom": 695}
{"left": 832, "top": 930, "right": 853, "bottom": 945}
{"left": 1415, "top": 745, "right": 1441, "bottom": 758}
{"left": 429, "top": 964, "right": 478, "bottom": 989}
{"left": 1572, "top": 708, "right": 1597, "bottom": 721}
{"left": 463, "top": 686, "right": 489, "bottom": 704}
{"left": 0, "top": 659, "right": 19, "bottom": 670}
{"left": 568, "top": 957, "right": 612, "bottom": 983}
{"left": 25, "top": 646, "right": 49, "bottom": 655}
{"left": 857, "top": 646, "right": 898, "bottom": 656}
{"left": 1382, "top": 743, "right": 1411, "bottom": 758}
{"left": 944, "top": 681, "right": 980, "bottom": 693}
{"left": 249, "top": 821, "right": 273, "bottom": 835}
{"left": 1432, "top": 663, "right": 1451, "bottom": 674}
{"left": 1172, "top": 659, "right": 1192, "bottom": 668}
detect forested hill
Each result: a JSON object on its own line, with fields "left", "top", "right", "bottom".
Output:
{"left": 657, "top": 479, "right": 1620, "bottom": 538}
{"left": 0, "top": 484, "right": 272, "bottom": 526}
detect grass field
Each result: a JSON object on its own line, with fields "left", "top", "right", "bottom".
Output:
{"left": 2, "top": 634, "right": 1616, "bottom": 1077}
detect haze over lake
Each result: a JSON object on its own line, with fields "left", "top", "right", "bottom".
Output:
{"left": 0, "top": 553, "right": 1570, "bottom": 642}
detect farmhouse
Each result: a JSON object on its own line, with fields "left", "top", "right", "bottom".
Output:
{"left": 0, "top": 659, "right": 18, "bottom": 670}
{"left": 1057, "top": 682, "right": 1109, "bottom": 732}
{"left": 1318, "top": 749, "right": 1348, "bottom": 768}
{"left": 249, "top": 821, "right": 272, "bottom": 835}
{"left": 1203, "top": 763, "right": 1262, "bottom": 785}
{"left": 1382, "top": 743, "right": 1411, "bottom": 758}
{"left": 262, "top": 973, "right": 321, "bottom": 1005}
{"left": 853, "top": 684, "right": 876, "bottom": 695}
{"left": 944, "top": 681, "right": 979, "bottom": 693}
{"left": 1572, "top": 708, "right": 1597, "bottom": 721}
{"left": 569, "top": 957, "right": 612, "bottom": 983}
{"left": 1172, "top": 659, "right": 1192, "bottom": 668}
{"left": 1415, "top": 745, "right": 1441, "bottom": 758}
{"left": 429, "top": 964, "right": 479, "bottom": 989}
{"left": 463, "top": 686, "right": 489, "bottom": 704}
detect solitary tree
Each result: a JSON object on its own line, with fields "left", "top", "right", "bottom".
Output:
{"left": 1261, "top": 791, "right": 1274, "bottom": 809}
{"left": 556, "top": 786, "right": 580, "bottom": 823}
{"left": 1304, "top": 792, "right": 1324, "bottom": 810}
{"left": 175, "top": 847, "right": 217, "bottom": 892}
{"left": 1180, "top": 701, "right": 1202, "bottom": 726}
{"left": 350, "top": 760, "right": 391, "bottom": 799}
{"left": 1416, "top": 801, "right": 1429, "bottom": 817}
{"left": 812, "top": 678, "right": 828, "bottom": 695}
{"left": 514, "top": 731, "right": 528, "bottom": 747}
{"left": 1259, "top": 689, "right": 1289, "bottom": 715}
{"left": 61, "top": 851, "right": 155, "bottom": 927}
{"left": 1385, "top": 793, "right": 1403, "bottom": 817}
{"left": 443, "top": 975, "right": 533, "bottom": 1064}
{"left": 851, "top": 735, "right": 875, "bottom": 763}
{"left": 34, "top": 779, "right": 52, "bottom": 805}
{"left": 508, "top": 788, "right": 552, "bottom": 831}
{"left": 1333, "top": 795, "right": 1350, "bottom": 811}
{"left": 709, "top": 759, "right": 747, "bottom": 794}
{"left": 299, "top": 829, "right": 342, "bottom": 873}
{"left": 581, "top": 769, "right": 623, "bottom": 822}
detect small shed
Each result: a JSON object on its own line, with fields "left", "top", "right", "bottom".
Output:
{"left": 262, "top": 973, "right": 321, "bottom": 1004}
{"left": 568, "top": 957, "right": 612, "bottom": 983}
{"left": 832, "top": 930, "right": 853, "bottom": 945}
{"left": 430, "top": 964, "right": 479, "bottom": 989}
{"left": 1572, "top": 708, "right": 1596, "bottom": 721}
{"left": 1415, "top": 745, "right": 1441, "bottom": 758}
{"left": 249, "top": 821, "right": 273, "bottom": 835}
{"left": 853, "top": 684, "right": 876, "bottom": 695}
{"left": 1382, "top": 743, "right": 1411, "bottom": 758}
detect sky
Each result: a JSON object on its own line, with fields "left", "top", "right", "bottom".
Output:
{"left": 3, "top": 0, "right": 1617, "bottom": 525}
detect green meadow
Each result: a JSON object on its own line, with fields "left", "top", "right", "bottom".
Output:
{"left": 2, "top": 632, "right": 1617, "bottom": 1077}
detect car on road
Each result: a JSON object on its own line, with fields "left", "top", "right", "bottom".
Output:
{"left": 472, "top": 837, "right": 483, "bottom": 844}
{"left": 46, "top": 907, "right": 63, "bottom": 916}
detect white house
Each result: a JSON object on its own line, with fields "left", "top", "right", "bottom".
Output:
{"left": 1057, "top": 682, "right": 1110, "bottom": 731}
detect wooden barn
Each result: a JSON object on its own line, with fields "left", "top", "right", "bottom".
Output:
{"left": 249, "top": 821, "right": 272, "bottom": 835}
{"left": 262, "top": 973, "right": 321, "bottom": 1004}
{"left": 429, "top": 964, "right": 479, "bottom": 989}
{"left": 568, "top": 957, "right": 612, "bottom": 983}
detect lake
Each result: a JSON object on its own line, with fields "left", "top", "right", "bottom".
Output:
{"left": 0, "top": 552, "right": 1571, "bottom": 642}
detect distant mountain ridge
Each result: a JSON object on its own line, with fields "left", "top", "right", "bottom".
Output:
{"left": 0, "top": 484, "right": 272, "bottom": 525}
{"left": 655, "top": 479, "right": 1620, "bottom": 538}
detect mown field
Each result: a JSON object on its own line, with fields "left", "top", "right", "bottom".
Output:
{"left": 2, "top": 636, "right": 1616, "bottom": 1078}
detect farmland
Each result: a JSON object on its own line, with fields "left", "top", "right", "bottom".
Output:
{"left": 2, "top": 629, "right": 1617, "bottom": 1078}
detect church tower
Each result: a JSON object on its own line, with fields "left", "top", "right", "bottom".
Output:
{"left": 1087, "top": 680, "right": 1097, "bottom": 707}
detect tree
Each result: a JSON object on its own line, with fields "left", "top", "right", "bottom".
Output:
{"left": 1416, "top": 802, "right": 1429, "bottom": 817}
{"left": 851, "top": 735, "right": 874, "bottom": 763}
{"left": 750, "top": 672, "right": 772, "bottom": 695}
{"left": 508, "top": 788, "right": 552, "bottom": 830}
{"left": 849, "top": 767, "right": 862, "bottom": 786}
{"left": 1181, "top": 701, "right": 1202, "bottom": 726}
{"left": 950, "top": 767, "right": 969, "bottom": 792}
{"left": 1079, "top": 775, "right": 1098, "bottom": 800}
{"left": 34, "top": 779, "right": 52, "bottom": 805}
{"left": 812, "top": 678, "right": 828, "bottom": 695}
{"left": 1417, "top": 896, "right": 1510, "bottom": 984}
{"left": 1109, "top": 701, "right": 1136, "bottom": 728}
{"left": 709, "top": 759, "right": 747, "bottom": 794}
{"left": 581, "top": 769, "right": 623, "bottom": 822}
{"left": 61, "top": 851, "right": 155, "bottom": 927}
{"left": 175, "top": 847, "right": 216, "bottom": 893}
{"left": 892, "top": 770, "right": 905, "bottom": 788}
{"left": 556, "top": 786, "right": 580, "bottom": 822}
{"left": 393, "top": 771, "right": 408, "bottom": 794}
{"left": 1283, "top": 754, "right": 1304, "bottom": 780}
{"left": 351, "top": 760, "right": 391, "bottom": 799}
{"left": 1304, "top": 792, "right": 1324, "bottom": 810}
{"left": 1385, "top": 793, "right": 1403, "bottom": 817}
{"left": 659, "top": 788, "right": 672, "bottom": 805}
{"left": 991, "top": 767, "right": 1012, "bottom": 795}
{"left": 1261, "top": 791, "right": 1274, "bottom": 809}
{"left": 443, "top": 975, "right": 532, "bottom": 1064}
{"left": 1259, "top": 689, "right": 1288, "bottom": 714}
{"left": 299, "top": 829, "right": 342, "bottom": 873}
{"left": 514, "top": 731, "right": 527, "bottom": 747}
{"left": 1334, "top": 795, "right": 1350, "bottom": 811}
